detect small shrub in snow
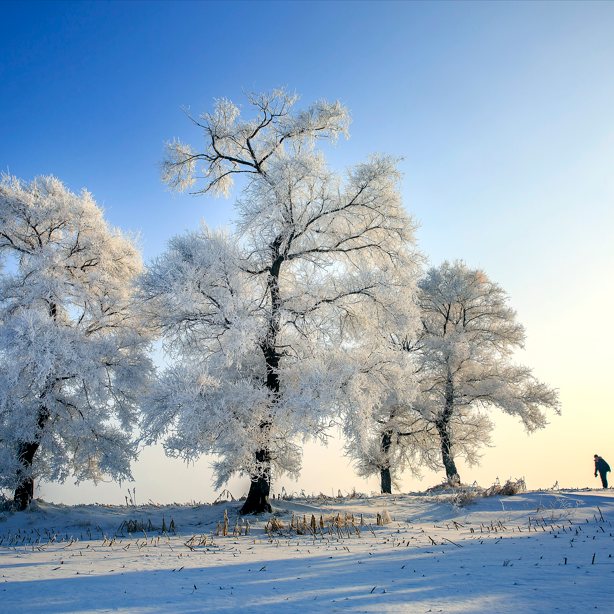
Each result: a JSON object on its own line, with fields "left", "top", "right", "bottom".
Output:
{"left": 117, "top": 518, "right": 155, "bottom": 534}
{"left": 483, "top": 477, "right": 526, "bottom": 497}
{"left": 450, "top": 489, "right": 478, "bottom": 508}
{"left": 213, "top": 490, "right": 236, "bottom": 504}
{"left": 0, "top": 493, "right": 14, "bottom": 513}
{"left": 265, "top": 516, "right": 285, "bottom": 534}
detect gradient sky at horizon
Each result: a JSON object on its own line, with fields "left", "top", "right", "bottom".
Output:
{"left": 2, "top": 0, "right": 613, "bottom": 504}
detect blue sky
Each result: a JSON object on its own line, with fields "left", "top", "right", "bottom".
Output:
{"left": 2, "top": 1, "right": 613, "bottom": 503}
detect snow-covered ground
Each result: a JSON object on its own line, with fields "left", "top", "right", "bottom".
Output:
{"left": 1, "top": 488, "right": 612, "bottom": 613}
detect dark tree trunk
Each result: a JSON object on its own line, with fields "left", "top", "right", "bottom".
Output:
{"left": 241, "top": 347, "right": 278, "bottom": 514}
{"left": 380, "top": 467, "right": 392, "bottom": 494}
{"left": 241, "top": 247, "right": 284, "bottom": 515}
{"left": 241, "top": 446, "right": 273, "bottom": 514}
{"left": 379, "top": 430, "right": 393, "bottom": 494}
{"left": 13, "top": 310, "right": 57, "bottom": 511}
{"left": 13, "top": 394, "right": 52, "bottom": 511}
{"left": 13, "top": 440, "right": 40, "bottom": 511}
{"left": 241, "top": 474, "right": 273, "bottom": 515}
{"left": 437, "top": 422, "right": 460, "bottom": 485}
{"left": 437, "top": 372, "right": 460, "bottom": 485}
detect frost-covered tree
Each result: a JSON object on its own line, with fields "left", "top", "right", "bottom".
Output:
{"left": 347, "top": 260, "right": 560, "bottom": 491}
{"left": 411, "top": 260, "right": 560, "bottom": 484}
{"left": 344, "top": 388, "right": 440, "bottom": 494}
{"left": 0, "top": 174, "right": 152, "bottom": 510}
{"left": 141, "top": 88, "right": 421, "bottom": 514}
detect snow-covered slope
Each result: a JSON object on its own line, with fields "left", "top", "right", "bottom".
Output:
{"left": 1, "top": 489, "right": 612, "bottom": 613}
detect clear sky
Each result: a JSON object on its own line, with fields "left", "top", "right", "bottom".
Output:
{"left": 2, "top": 1, "right": 613, "bottom": 504}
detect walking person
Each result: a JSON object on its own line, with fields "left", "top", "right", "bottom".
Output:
{"left": 594, "top": 454, "right": 611, "bottom": 488}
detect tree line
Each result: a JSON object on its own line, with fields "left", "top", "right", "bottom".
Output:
{"left": 0, "top": 89, "right": 559, "bottom": 513}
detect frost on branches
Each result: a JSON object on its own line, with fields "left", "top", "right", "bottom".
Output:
{"left": 142, "top": 88, "right": 421, "bottom": 514}
{"left": 0, "top": 175, "right": 152, "bottom": 510}
{"left": 412, "top": 261, "right": 560, "bottom": 484}
{"left": 347, "top": 261, "right": 560, "bottom": 492}
{"left": 344, "top": 389, "right": 441, "bottom": 495}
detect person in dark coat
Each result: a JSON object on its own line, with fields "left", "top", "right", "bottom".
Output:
{"left": 594, "top": 454, "right": 610, "bottom": 488}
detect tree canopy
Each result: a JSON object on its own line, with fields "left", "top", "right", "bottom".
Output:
{"left": 141, "top": 88, "right": 421, "bottom": 513}
{"left": 0, "top": 174, "right": 152, "bottom": 509}
{"left": 346, "top": 260, "right": 560, "bottom": 491}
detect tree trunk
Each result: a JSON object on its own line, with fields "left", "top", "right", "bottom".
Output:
{"left": 240, "top": 248, "right": 282, "bottom": 515}
{"left": 438, "top": 424, "right": 460, "bottom": 484}
{"left": 13, "top": 400, "right": 51, "bottom": 510}
{"left": 379, "top": 430, "right": 393, "bottom": 494}
{"left": 241, "top": 474, "right": 273, "bottom": 515}
{"left": 13, "top": 440, "right": 40, "bottom": 511}
{"left": 380, "top": 467, "right": 392, "bottom": 494}
{"left": 13, "top": 311, "right": 58, "bottom": 510}
{"left": 241, "top": 442, "right": 273, "bottom": 514}
{"left": 437, "top": 372, "right": 460, "bottom": 485}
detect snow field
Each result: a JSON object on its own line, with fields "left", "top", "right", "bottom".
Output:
{"left": 1, "top": 489, "right": 612, "bottom": 613}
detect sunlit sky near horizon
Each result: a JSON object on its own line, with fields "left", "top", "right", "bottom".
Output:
{"left": 1, "top": 0, "right": 613, "bottom": 505}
